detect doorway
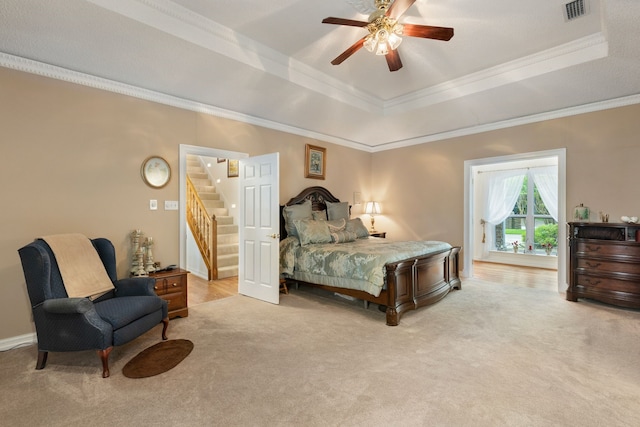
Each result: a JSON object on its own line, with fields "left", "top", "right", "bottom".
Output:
{"left": 179, "top": 145, "right": 248, "bottom": 304}
{"left": 463, "top": 149, "right": 567, "bottom": 292}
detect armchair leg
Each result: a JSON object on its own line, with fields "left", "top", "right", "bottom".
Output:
{"left": 36, "top": 350, "right": 48, "bottom": 370}
{"left": 97, "top": 347, "right": 113, "bottom": 378}
{"left": 161, "top": 317, "right": 169, "bottom": 341}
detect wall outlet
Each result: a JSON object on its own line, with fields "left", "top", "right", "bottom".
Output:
{"left": 149, "top": 199, "right": 158, "bottom": 210}
{"left": 165, "top": 200, "right": 179, "bottom": 210}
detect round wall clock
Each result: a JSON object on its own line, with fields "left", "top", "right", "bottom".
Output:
{"left": 141, "top": 156, "right": 171, "bottom": 188}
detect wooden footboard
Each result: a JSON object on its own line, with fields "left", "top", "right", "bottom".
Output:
{"left": 384, "top": 246, "right": 461, "bottom": 326}
{"left": 286, "top": 246, "right": 461, "bottom": 326}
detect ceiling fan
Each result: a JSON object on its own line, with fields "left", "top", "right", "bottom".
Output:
{"left": 322, "top": 0, "right": 454, "bottom": 72}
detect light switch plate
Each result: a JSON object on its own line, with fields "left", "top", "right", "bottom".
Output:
{"left": 149, "top": 199, "right": 158, "bottom": 210}
{"left": 165, "top": 200, "right": 179, "bottom": 210}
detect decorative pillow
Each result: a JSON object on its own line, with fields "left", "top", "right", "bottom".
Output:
{"left": 330, "top": 230, "right": 358, "bottom": 244}
{"left": 283, "top": 200, "right": 312, "bottom": 238}
{"left": 346, "top": 218, "right": 370, "bottom": 239}
{"left": 312, "top": 210, "right": 327, "bottom": 221}
{"left": 326, "top": 218, "right": 346, "bottom": 232}
{"left": 326, "top": 201, "right": 349, "bottom": 221}
{"left": 293, "top": 219, "right": 332, "bottom": 246}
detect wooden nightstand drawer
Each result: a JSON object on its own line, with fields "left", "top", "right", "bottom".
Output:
{"left": 149, "top": 268, "right": 189, "bottom": 319}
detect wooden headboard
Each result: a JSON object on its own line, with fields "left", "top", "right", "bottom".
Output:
{"left": 279, "top": 186, "right": 342, "bottom": 240}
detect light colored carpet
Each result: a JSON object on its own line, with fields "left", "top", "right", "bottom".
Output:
{"left": 1, "top": 278, "right": 639, "bottom": 427}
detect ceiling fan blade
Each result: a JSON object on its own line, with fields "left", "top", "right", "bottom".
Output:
{"left": 402, "top": 24, "right": 454, "bottom": 41}
{"left": 385, "top": 49, "right": 403, "bottom": 72}
{"left": 331, "top": 37, "right": 366, "bottom": 65}
{"left": 322, "top": 17, "right": 369, "bottom": 28}
{"left": 386, "top": 0, "right": 416, "bottom": 20}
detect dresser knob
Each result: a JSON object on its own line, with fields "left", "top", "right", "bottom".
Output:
{"left": 153, "top": 286, "right": 158, "bottom": 290}
{"left": 585, "top": 262, "right": 601, "bottom": 268}
{"left": 172, "top": 283, "right": 178, "bottom": 287}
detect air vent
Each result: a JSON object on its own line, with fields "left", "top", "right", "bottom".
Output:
{"left": 564, "top": 0, "right": 589, "bottom": 21}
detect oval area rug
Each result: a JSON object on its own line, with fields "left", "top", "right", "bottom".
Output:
{"left": 123, "top": 339, "right": 194, "bottom": 378}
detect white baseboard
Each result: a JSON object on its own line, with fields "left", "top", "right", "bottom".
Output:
{"left": 0, "top": 333, "right": 36, "bottom": 351}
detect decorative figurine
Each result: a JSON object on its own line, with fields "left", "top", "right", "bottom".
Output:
{"left": 144, "top": 237, "right": 156, "bottom": 273}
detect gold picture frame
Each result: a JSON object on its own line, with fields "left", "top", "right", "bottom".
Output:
{"left": 305, "top": 144, "right": 326, "bottom": 180}
{"left": 227, "top": 159, "right": 239, "bottom": 178}
{"left": 141, "top": 156, "right": 171, "bottom": 188}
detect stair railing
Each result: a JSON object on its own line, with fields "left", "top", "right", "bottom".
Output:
{"left": 186, "top": 175, "right": 217, "bottom": 280}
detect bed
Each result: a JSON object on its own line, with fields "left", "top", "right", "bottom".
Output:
{"left": 280, "top": 186, "right": 461, "bottom": 326}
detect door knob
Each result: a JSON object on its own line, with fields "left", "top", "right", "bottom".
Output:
{"left": 267, "top": 233, "right": 280, "bottom": 239}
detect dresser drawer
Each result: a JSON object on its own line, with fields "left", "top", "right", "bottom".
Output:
{"left": 575, "top": 274, "right": 640, "bottom": 294}
{"left": 576, "top": 258, "right": 640, "bottom": 275}
{"left": 148, "top": 268, "right": 189, "bottom": 318}
{"left": 576, "top": 240, "right": 640, "bottom": 258}
{"left": 162, "top": 291, "right": 186, "bottom": 312}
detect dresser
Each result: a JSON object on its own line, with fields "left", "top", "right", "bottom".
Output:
{"left": 568, "top": 222, "right": 640, "bottom": 309}
{"left": 149, "top": 268, "right": 188, "bottom": 318}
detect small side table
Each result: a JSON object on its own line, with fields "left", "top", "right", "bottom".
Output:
{"left": 369, "top": 231, "right": 386, "bottom": 238}
{"left": 149, "top": 268, "right": 189, "bottom": 319}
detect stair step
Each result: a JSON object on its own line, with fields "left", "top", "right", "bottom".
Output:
{"left": 216, "top": 216, "right": 234, "bottom": 226}
{"left": 195, "top": 185, "right": 217, "bottom": 193}
{"left": 217, "top": 266, "right": 238, "bottom": 279}
{"left": 211, "top": 207, "right": 229, "bottom": 217}
{"left": 203, "top": 200, "right": 225, "bottom": 209}
{"left": 218, "top": 233, "right": 238, "bottom": 245}
{"left": 218, "top": 254, "right": 238, "bottom": 268}
{"left": 188, "top": 171, "right": 208, "bottom": 180}
{"left": 218, "top": 224, "right": 238, "bottom": 234}
{"left": 191, "top": 178, "right": 212, "bottom": 187}
{"left": 199, "top": 192, "right": 220, "bottom": 200}
{"left": 217, "top": 243, "right": 238, "bottom": 255}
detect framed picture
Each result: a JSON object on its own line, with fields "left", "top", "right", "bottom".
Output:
{"left": 305, "top": 144, "right": 326, "bottom": 180}
{"left": 141, "top": 156, "right": 171, "bottom": 188}
{"left": 227, "top": 159, "right": 239, "bottom": 178}
{"left": 217, "top": 158, "right": 226, "bottom": 163}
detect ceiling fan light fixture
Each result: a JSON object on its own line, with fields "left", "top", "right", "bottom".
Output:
{"left": 364, "top": 15, "right": 402, "bottom": 55}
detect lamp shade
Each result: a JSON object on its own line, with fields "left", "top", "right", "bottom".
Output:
{"left": 364, "top": 201, "right": 381, "bottom": 215}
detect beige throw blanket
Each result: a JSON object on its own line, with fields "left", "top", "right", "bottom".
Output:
{"left": 42, "top": 233, "right": 115, "bottom": 300}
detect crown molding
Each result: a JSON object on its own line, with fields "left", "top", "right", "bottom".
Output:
{"left": 0, "top": 51, "right": 369, "bottom": 152}
{"left": 2, "top": 51, "right": 638, "bottom": 154}
{"left": 383, "top": 33, "right": 609, "bottom": 115}
{"left": 372, "top": 93, "right": 640, "bottom": 152}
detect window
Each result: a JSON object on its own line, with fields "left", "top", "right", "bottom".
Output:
{"left": 496, "top": 172, "right": 558, "bottom": 255}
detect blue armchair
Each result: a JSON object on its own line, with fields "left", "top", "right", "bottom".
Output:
{"left": 18, "top": 237, "right": 169, "bottom": 378}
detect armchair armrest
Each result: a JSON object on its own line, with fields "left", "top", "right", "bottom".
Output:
{"left": 43, "top": 298, "right": 94, "bottom": 314}
{"left": 114, "top": 277, "right": 156, "bottom": 297}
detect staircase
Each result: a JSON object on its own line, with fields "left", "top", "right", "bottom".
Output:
{"left": 186, "top": 155, "right": 239, "bottom": 279}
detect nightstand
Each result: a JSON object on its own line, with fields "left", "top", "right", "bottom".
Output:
{"left": 369, "top": 231, "right": 386, "bottom": 238}
{"left": 149, "top": 268, "right": 189, "bottom": 319}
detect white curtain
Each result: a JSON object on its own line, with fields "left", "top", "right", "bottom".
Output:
{"left": 479, "top": 170, "right": 526, "bottom": 256}
{"left": 531, "top": 166, "right": 558, "bottom": 221}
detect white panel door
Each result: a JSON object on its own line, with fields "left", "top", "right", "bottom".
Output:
{"left": 238, "top": 153, "right": 280, "bottom": 304}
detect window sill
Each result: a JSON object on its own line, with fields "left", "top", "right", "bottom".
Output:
{"left": 480, "top": 251, "right": 558, "bottom": 270}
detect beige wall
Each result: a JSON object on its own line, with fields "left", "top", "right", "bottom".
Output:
{"left": 372, "top": 104, "right": 640, "bottom": 263}
{"left": 0, "top": 67, "right": 371, "bottom": 340}
{"left": 2, "top": 64, "right": 639, "bottom": 342}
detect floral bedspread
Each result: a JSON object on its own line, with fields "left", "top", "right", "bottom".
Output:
{"left": 279, "top": 237, "right": 452, "bottom": 297}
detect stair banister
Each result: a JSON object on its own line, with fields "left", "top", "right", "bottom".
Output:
{"left": 186, "top": 175, "right": 217, "bottom": 280}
